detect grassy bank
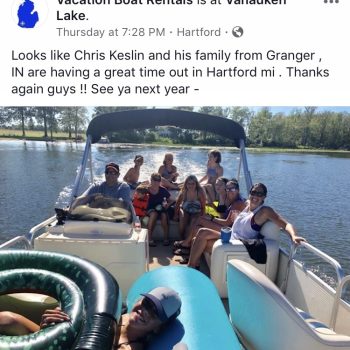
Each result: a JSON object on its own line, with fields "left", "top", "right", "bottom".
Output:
{"left": 0, "top": 129, "right": 84, "bottom": 141}
{"left": 1, "top": 129, "right": 349, "bottom": 155}
{"left": 247, "top": 147, "right": 350, "bottom": 154}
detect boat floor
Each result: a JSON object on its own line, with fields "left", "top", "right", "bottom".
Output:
{"left": 148, "top": 242, "right": 230, "bottom": 313}
{"left": 148, "top": 240, "right": 210, "bottom": 276}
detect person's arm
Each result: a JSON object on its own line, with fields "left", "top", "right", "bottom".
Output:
{"left": 123, "top": 168, "right": 133, "bottom": 183}
{"left": 216, "top": 165, "right": 224, "bottom": 178}
{"left": 0, "top": 311, "right": 40, "bottom": 335}
{"left": 171, "top": 166, "right": 179, "bottom": 182}
{"left": 211, "top": 214, "right": 232, "bottom": 227}
{"left": 70, "top": 185, "right": 97, "bottom": 210}
{"left": 158, "top": 165, "right": 164, "bottom": 175}
{"left": 174, "top": 193, "right": 184, "bottom": 219}
{"left": 258, "top": 206, "right": 306, "bottom": 245}
{"left": 118, "top": 183, "right": 132, "bottom": 203}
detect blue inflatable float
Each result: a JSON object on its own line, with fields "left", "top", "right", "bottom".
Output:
{"left": 126, "top": 265, "right": 241, "bottom": 350}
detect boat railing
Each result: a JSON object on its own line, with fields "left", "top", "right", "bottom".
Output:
{"left": 281, "top": 240, "right": 345, "bottom": 292}
{"left": 0, "top": 235, "right": 31, "bottom": 250}
{"left": 282, "top": 240, "right": 346, "bottom": 330}
{"left": 298, "top": 242, "right": 345, "bottom": 284}
{"left": 26, "top": 215, "right": 57, "bottom": 246}
{"left": 331, "top": 275, "right": 350, "bottom": 330}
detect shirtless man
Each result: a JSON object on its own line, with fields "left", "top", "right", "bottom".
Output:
{"left": 124, "top": 155, "right": 147, "bottom": 189}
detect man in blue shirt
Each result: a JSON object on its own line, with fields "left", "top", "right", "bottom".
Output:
{"left": 84, "top": 162, "right": 131, "bottom": 202}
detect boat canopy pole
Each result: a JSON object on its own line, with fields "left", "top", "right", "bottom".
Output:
{"left": 88, "top": 142, "right": 94, "bottom": 185}
{"left": 70, "top": 135, "right": 92, "bottom": 205}
{"left": 239, "top": 139, "right": 252, "bottom": 195}
{"left": 237, "top": 145, "right": 242, "bottom": 184}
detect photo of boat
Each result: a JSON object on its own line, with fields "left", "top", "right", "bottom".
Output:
{"left": 1, "top": 108, "right": 349, "bottom": 349}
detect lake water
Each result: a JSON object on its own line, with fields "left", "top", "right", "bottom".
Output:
{"left": 1, "top": 140, "right": 350, "bottom": 283}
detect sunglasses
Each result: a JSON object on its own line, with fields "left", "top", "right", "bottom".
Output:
{"left": 105, "top": 171, "right": 118, "bottom": 175}
{"left": 250, "top": 190, "right": 265, "bottom": 197}
{"left": 226, "top": 188, "right": 237, "bottom": 192}
{"left": 141, "top": 298, "right": 159, "bottom": 319}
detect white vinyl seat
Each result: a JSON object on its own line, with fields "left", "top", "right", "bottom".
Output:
{"left": 227, "top": 259, "right": 350, "bottom": 350}
{"left": 208, "top": 221, "right": 280, "bottom": 298}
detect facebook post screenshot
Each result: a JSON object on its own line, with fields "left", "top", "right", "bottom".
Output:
{"left": 0, "top": 1, "right": 350, "bottom": 349}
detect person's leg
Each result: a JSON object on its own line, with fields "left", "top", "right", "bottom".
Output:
{"left": 160, "top": 212, "right": 169, "bottom": 245}
{"left": 161, "top": 178, "right": 179, "bottom": 190}
{"left": 187, "top": 228, "right": 220, "bottom": 267}
{"left": 147, "top": 211, "right": 158, "bottom": 245}
{"left": 205, "top": 184, "right": 216, "bottom": 204}
{"left": 179, "top": 210, "right": 190, "bottom": 240}
{"left": 0, "top": 311, "right": 40, "bottom": 336}
{"left": 174, "top": 215, "right": 220, "bottom": 248}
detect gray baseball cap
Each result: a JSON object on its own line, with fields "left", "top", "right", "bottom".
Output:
{"left": 141, "top": 287, "right": 181, "bottom": 322}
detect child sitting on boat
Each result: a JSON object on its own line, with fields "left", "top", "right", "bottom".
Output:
{"left": 147, "top": 173, "right": 175, "bottom": 247}
{"left": 132, "top": 184, "right": 150, "bottom": 226}
{"left": 124, "top": 155, "right": 149, "bottom": 190}
{"left": 158, "top": 153, "right": 181, "bottom": 190}
{"left": 205, "top": 177, "right": 229, "bottom": 218}
{"left": 173, "top": 175, "right": 206, "bottom": 240}
{"left": 199, "top": 149, "right": 224, "bottom": 205}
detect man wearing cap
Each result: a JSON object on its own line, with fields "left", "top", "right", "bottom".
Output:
{"left": 117, "top": 286, "right": 181, "bottom": 349}
{"left": 1, "top": 286, "right": 182, "bottom": 350}
{"left": 85, "top": 162, "right": 131, "bottom": 203}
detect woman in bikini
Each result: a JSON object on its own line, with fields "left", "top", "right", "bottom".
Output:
{"left": 199, "top": 149, "right": 224, "bottom": 204}
{"left": 173, "top": 175, "right": 206, "bottom": 240}
{"left": 0, "top": 287, "right": 181, "bottom": 350}
{"left": 173, "top": 179, "right": 246, "bottom": 258}
{"left": 186, "top": 183, "right": 306, "bottom": 269}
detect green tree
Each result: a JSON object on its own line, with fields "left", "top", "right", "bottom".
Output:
{"left": 60, "top": 107, "right": 88, "bottom": 140}
{"left": 1, "top": 107, "right": 35, "bottom": 137}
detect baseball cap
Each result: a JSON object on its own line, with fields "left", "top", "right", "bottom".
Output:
{"left": 141, "top": 287, "right": 181, "bottom": 323}
{"left": 105, "top": 162, "right": 119, "bottom": 173}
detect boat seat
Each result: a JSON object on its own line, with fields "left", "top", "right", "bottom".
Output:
{"left": 208, "top": 220, "right": 280, "bottom": 297}
{"left": 126, "top": 265, "right": 241, "bottom": 350}
{"left": 227, "top": 259, "right": 350, "bottom": 350}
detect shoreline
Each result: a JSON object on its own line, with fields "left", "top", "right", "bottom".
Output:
{"left": 1, "top": 138, "right": 349, "bottom": 155}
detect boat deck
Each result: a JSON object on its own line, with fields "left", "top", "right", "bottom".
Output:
{"left": 148, "top": 241, "right": 209, "bottom": 276}
{"left": 148, "top": 243, "right": 230, "bottom": 314}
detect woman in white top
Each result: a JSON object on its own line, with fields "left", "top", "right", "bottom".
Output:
{"left": 187, "top": 182, "right": 306, "bottom": 269}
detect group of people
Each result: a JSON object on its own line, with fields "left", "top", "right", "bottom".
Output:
{"left": 71, "top": 149, "right": 306, "bottom": 266}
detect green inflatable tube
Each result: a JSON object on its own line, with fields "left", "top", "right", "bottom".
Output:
{"left": 0, "top": 250, "right": 121, "bottom": 350}
{"left": 0, "top": 269, "right": 84, "bottom": 350}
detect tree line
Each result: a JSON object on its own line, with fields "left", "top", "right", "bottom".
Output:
{"left": 1, "top": 106, "right": 349, "bottom": 150}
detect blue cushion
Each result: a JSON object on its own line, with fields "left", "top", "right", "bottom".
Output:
{"left": 127, "top": 266, "right": 240, "bottom": 350}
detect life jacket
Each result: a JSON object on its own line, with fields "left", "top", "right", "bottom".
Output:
{"left": 133, "top": 193, "right": 149, "bottom": 217}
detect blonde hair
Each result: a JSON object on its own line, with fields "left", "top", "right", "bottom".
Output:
{"left": 181, "top": 175, "right": 201, "bottom": 194}
{"left": 163, "top": 153, "right": 174, "bottom": 165}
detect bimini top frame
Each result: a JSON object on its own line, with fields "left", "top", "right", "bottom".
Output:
{"left": 70, "top": 109, "right": 252, "bottom": 203}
